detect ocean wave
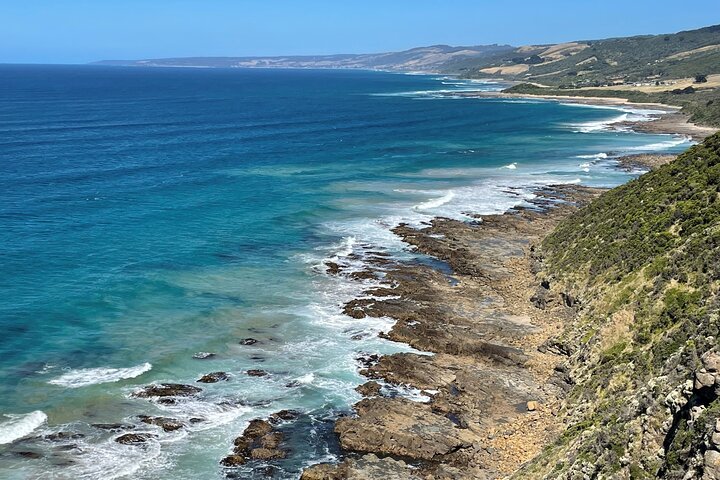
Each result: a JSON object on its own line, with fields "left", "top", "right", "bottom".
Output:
{"left": 572, "top": 113, "right": 628, "bottom": 133}
{"left": 502, "top": 162, "right": 518, "bottom": 170}
{"left": 48, "top": 363, "right": 152, "bottom": 388}
{"left": 413, "top": 191, "right": 456, "bottom": 211}
{"left": 576, "top": 153, "right": 608, "bottom": 159}
{"left": 625, "top": 135, "right": 692, "bottom": 152}
{"left": 0, "top": 411, "right": 47, "bottom": 445}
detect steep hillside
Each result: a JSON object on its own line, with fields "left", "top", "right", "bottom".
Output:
{"left": 518, "top": 133, "right": 720, "bottom": 478}
{"left": 463, "top": 25, "right": 720, "bottom": 87}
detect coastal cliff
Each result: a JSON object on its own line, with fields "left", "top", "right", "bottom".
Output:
{"left": 301, "top": 133, "right": 720, "bottom": 479}
{"left": 517, "top": 131, "right": 720, "bottom": 479}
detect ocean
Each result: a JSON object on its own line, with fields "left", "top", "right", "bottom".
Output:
{"left": 0, "top": 65, "right": 691, "bottom": 479}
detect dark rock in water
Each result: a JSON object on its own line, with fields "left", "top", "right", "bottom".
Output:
{"left": 189, "top": 417, "right": 206, "bottom": 424}
{"left": 246, "top": 369, "right": 268, "bottom": 377}
{"left": 138, "top": 415, "right": 184, "bottom": 432}
{"left": 270, "top": 409, "right": 300, "bottom": 423}
{"left": 192, "top": 352, "right": 216, "bottom": 360}
{"left": 115, "top": 433, "right": 156, "bottom": 445}
{"left": 132, "top": 383, "right": 202, "bottom": 398}
{"left": 356, "top": 353, "right": 381, "bottom": 369}
{"left": 44, "top": 431, "right": 85, "bottom": 441}
{"left": 14, "top": 451, "right": 42, "bottom": 459}
{"left": 225, "top": 418, "right": 289, "bottom": 465}
{"left": 250, "top": 447, "right": 286, "bottom": 460}
{"left": 355, "top": 381, "right": 382, "bottom": 397}
{"left": 92, "top": 423, "right": 135, "bottom": 431}
{"left": 197, "top": 371, "right": 230, "bottom": 383}
{"left": 248, "top": 354, "right": 265, "bottom": 362}
{"left": 343, "top": 299, "right": 374, "bottom": 319}
{"left": 220, "top": 454, "right": 246, "bottom": 467}
{"left": 239, "top": 338, "right": 259, "bottom": 346}
{"left": 325, "top": 261, "right": 342, "bottom": 275}
{"left": 285, "top": 380, "right": 301, "bottom": 388}
{"left": 242, "top": 419, "right": 273, "bottom": 439}
{"left": 349, "top": 270, "right": 378, "bottom": 281}
{"left": 350, "top": 332, "right": 370, "bottom": 340}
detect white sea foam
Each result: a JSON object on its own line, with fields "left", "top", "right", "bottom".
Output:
{"left": 562, "top": 104, "right": 669, "bottom": 133}
{"left": 572, "top": 113, "right": 629, "bottom": 133}
{"left": 502, "top": 162, "right": 518, "bottom": 169}
{"left": 579, "top": 163, "right": 591, "bottom": 172}
{"left": 414, "top": 191, "right": 456, "bottom": 211}
{"left": 295, "top": 373, "right": 316, "bottom": 385}
{"left": 157, "top": 400, "right": 251, "bottom": 431}
{"left": 0, "top": 411, "right": 47, "bottom": 444}
{"left": 624, "top": 135, "right": 692, "bottom": 152}
{"left": 60, "top": 434, "right": 164, "bottom": 480}
{"left": 576, "top": 153, "right": 608, "bottom": 159}
{"left": 49, "top": 363, "right": 152, "bottom": 388}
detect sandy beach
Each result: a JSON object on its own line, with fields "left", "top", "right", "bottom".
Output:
{"left": 454, "top": 91, "right": 719, "bottom": 141}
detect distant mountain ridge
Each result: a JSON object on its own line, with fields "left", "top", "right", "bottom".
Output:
{"left": 94, "top": 24, "right": 720, "bottom": 86}
{"left": 92, "top": 44, "right": 515, "bottom": 72}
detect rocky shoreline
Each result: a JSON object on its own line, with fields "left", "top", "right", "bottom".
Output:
{"left": 301, "top": 185, "right": 605, "bottom": 479}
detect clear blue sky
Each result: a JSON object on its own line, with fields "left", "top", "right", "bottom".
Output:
{"left": 2, "top": 0, "right": 719, "bottom": 64}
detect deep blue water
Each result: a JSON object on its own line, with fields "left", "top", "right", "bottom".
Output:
{"left": 0, "top": 65, "right": 691, "bottom": 478}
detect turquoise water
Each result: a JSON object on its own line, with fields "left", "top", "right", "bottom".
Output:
{"left": 0, "top": 65, "right": 691, "bottom": 478}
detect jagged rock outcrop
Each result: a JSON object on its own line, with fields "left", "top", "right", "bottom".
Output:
{"left": 335, "top": 397, "right": 474, "bottom": 461}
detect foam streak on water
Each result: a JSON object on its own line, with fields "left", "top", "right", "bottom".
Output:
{"left": 48, "top": 363, "right": 153, "bottom": 388}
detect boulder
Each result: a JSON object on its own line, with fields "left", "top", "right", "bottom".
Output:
{"left": 325, "top": 262, "right": 342, "bottom": 275}
{"left": 355, "top": 381, "right": 382, "bottom": 397}
{"left": 704, "top": 352, "right": 720, "bottom": 372}
{"left": 138, "top": 415, "right": 184, "bottom": 432}
{"left": 92, "top": 423, "right": 135, "bottom": 431}
{"left": 225, "top": 418, "right": 288, "bottom": 466}
{"left": 246, "top": 369, "right": 268, "bottom": 377}
{"left": 197, "top": 371, "right": 230, "bottom": 383}
{"left": 132, "top": 383, "right": 201, "bottom": 398}
{"left": 704, "top": 449, "right": 720, "bottom": 479}
{"left": 220, "top": 455, "right": 246, "bottom": 467}
{"left": 270, "top": 409, "right": 300, "bottom": 423}
{"left": 240, "top": 338, "right": 259, "bottom": 346}
{"left": 115, "top": 433, "right": 156, "bottom": 445}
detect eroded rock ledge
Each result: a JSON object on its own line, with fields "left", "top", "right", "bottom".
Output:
{"left": 303, "top": 185, "right": 603, "bottom": 479}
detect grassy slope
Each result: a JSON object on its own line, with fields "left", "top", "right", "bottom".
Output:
{"left": 457, "top": 25, "right": 720, "bottom": 86}
{"left": 454, "top": 25, "right": 720, "bottom": 128}
{"left": 517, "top": 133, "right": 720, "bottom": 478}
{"left": 504, "top": 83, "right": 720, "bottom": 128}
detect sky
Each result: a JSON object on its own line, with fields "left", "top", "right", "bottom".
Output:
{"left": 1, "top": 0, "right": 719, "bottom": 64}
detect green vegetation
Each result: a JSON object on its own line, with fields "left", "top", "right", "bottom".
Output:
{"left": 517, "top": 133, "right": 720, "bottom": 478}
{"left": 505, "top": 83, "right": 720, "bottom": 127}
{"left": 460, "top": 25, "right": 720, "bottom": 87}
{"left": 456, "top": 24, "right": 720, "bottom": 128}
